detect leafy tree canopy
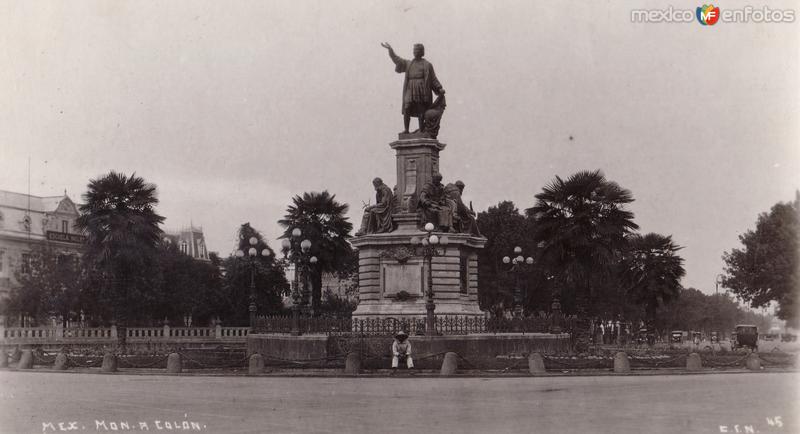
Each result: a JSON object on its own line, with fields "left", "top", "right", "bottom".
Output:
{"left": 722, "top": 193, "right": 799, "bottom": 327}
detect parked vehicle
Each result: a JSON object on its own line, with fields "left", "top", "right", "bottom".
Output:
{"left": 732, "top": 324, "right": 758, "bottom": 351}
{"left": 670, "top": 330, "right": 684, "bottom": 344}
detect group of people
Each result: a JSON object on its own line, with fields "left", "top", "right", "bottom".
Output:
{"left": 591, "top": 318, "right": 633, "bottom": 346}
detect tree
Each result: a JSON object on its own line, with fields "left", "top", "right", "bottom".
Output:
{"left": 317, "top": 288, "right": 358, "bottom": 318}
{"left": 624, "top": 233, "right": 686, "bottom": 337}
{"left": 656, "top": 288, "right": 773, "bottom": 339}
{"left": 722, "top": 193, "right": 799, "bottom": 327}
{"left": 75, "top": 171, "right": 165, "bottom": 340}
{"left": 278, "top": 191, "right": 353, "bottom": 315}
{"left": 476, "top": 201, "right": 530, "bottom": 315}
{"left": 527, "top": 170, "right": 638, "bottom": 350}
{"left": 220, "top": 223, "right": 289, "bottom": 325}
{"left": 5, "top": 246, "right": 83, "bottom": 326}
{"left": 527, "top": 170, "right": 638, "bottom": 314}
{"left": 151, "top": 243, "right": 224, "bottom": 326}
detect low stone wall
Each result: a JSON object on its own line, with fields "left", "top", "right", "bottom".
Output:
{"left": 247, "top": 333, "right": 572, "bottom": 369}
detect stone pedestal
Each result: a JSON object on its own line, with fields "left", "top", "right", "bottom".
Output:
{"left": 390, "top": 138, "right": 445, "bottom": 213}
{"left": 352, "top": 137, "right": 486, "bottom": 320}
{"left": 352, "top": 231, "right": 484, "bottom": 319}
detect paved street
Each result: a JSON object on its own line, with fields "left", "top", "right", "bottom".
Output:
{"left": 0, "top": 371, "right": 797, "bottom": 434}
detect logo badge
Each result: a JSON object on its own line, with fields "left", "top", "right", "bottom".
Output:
{"left": 696, "top": 4, "right": 721, "bottom": 25}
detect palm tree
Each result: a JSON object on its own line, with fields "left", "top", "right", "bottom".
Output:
{"left": 75, "top": 171, "right": 164, "bottom": 343}
{"left": 624, "top": 233, "right": 686, "bottom": 341}
{"left": 527, "top": 170, "right": 638, "bottom": 349}
{"left": 278, "top": 191, "right": 353, "bottom": 315}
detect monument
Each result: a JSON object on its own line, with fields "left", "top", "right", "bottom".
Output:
{"left": 246, "top": 43, "right": 570, "bottom": 368}
{"left": 350, "top": 43, "right": 486, "bottom": 320}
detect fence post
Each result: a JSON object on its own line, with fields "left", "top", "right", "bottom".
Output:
{"left": 215, "top": 323, "right": 222, "bottom": 339}
{"left": 163, "top": 324, "right": 171, "bottom": 339}
{"left": 110, "top": 325, "right": 117, "bottom": 339}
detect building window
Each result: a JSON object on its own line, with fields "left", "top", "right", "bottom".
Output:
{"left": 0, "top": 211, "right": 4, "bottom": 228}
{"left": 0, "top": 249, "right": 5, "bottom": 273}
{"left": 21, "top": 253, "right": 31, "bottom": 274}
{"left": 180, "top": 241, "right": 188, "bottom": 254}
{"left": 62, "top": 220, "right": 69, "bottom": 233}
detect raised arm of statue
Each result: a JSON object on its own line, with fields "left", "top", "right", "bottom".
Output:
{"left": 381, "top": 42, "right": 408, "bottom": 73}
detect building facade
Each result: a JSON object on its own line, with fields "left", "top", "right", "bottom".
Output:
{"left": 162, "top": 226, "right": 211, "bottom": 261}
{"left": 0, "top": 190, "right": 86, "bottom": 299}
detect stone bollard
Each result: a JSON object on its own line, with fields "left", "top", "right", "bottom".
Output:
{"left": 686, "top": 353, "right": 702, "bottom": 371}
{"left": 53, "top": 353, "right": 69, "bottom": 370}
{"left": 17, "top": 349, "right": 33, "bottom": 369}
{"left": 248, "top": 354, "right": 264, "bottom": 375}
{"left": 440, "top": 352, "right": 459, "bottom": 376}
{"left": 613, "top": 351, "right": 630, "bottom": 373}
{"left": 528, "top": 353, "right": 546, "bottom": 375}
{"left": 166, "top": 352, "right": 182, "bottom": 373}
{"left": 101, "top": 353, "right": 118, "bottom": 373}
{"left": 0, "top": 350, "right": 7, "bottom": 368}
{"left": 344, "top": 352, "right": 362, "bottom": 375}
{"left": 745, "top": 353, "right": 761, "bottom": 371}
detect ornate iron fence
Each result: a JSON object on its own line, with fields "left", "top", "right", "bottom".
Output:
{"left": 254, "top": 315, "right": 575, "bottom": 336}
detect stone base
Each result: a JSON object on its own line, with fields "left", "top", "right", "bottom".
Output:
{"left": 351, "top": 231, "right": 485, "bottom": 320}
{"left": 247, "top": 333, "right": 572, "bottom": 369}
{"left": 398, "top": 131, "right": 435, "bottom": 140}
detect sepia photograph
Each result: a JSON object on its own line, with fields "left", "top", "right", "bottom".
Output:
{"left": 0, "top": 1, "right": 798, "bottom": 433}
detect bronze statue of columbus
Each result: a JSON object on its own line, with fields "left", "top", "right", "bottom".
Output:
{"left": 381, "top": 42, "right": 445, "bottom": 136}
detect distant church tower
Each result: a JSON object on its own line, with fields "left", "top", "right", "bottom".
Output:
{"left": 163, "top": 225, "right": 211, "bottom": 261}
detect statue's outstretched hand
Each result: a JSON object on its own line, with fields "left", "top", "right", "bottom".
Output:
{"left": 381, "top": 42, "right": 393, "bottom": 51}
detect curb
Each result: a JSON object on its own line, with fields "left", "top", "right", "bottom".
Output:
{"left": 1, "top": 366, "right": 796, "bottom": 379}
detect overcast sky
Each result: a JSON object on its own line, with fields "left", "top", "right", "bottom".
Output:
{"left": 1, "top": 0, "right": 798, "bottom": 295}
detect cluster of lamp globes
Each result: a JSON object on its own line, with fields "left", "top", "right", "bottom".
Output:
{"left": 503, "top": 246, "right": 534, "bottom": 265}
{"left": 236, "top": 236, "right": 271, "bottom": 259}
{"left": 410, "top": 222, "right": 450, "bottom": 247}
{"left": 280, "top": 228, "right": 318, "bottom": 264}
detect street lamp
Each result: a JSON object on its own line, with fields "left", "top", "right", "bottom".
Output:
{"left": 281, "top": 228, "right": 318, "bottom": 336}
{"left": 236, "top": 236, "right": 272, "bottom": 332}
{"left": 711, "top": 273, "right": 725, "bottom": 341}
{"left": 502, "top": 246, "right": 534, "bottom": 318}
{"left": 410, "top": 222, "right": 449, "bottom": 336}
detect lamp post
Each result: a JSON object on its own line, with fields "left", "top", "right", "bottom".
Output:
{"left": 281, "top": 228, "right": 318, "bottom": 336}
{"left": 502, "top": 246, "right": 534, "bottom": 318}
{"left": 410, "top": 222, "right": 449, "bottom": 336}
{"left": 711, "top": 273, "right": 725, "bottom": 340}
{"left": 236, "top": 236, "right": 272, "bottom": 332}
